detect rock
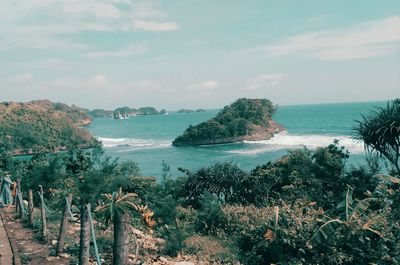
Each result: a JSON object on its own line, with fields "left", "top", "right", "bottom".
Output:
{"left": 46, "top": 256, "right": 59, "bottom": 261}
{"left": 59, "top": 253, "right": 70, "bottom": 259}
{"left": 51, "top": 240, "right": 58, "bottom": 246}
{"left": 159, "top": 257, "right": 168, "bottom": 262}
{"left": 172, "top": 262, "right": 195, "bottom": 265}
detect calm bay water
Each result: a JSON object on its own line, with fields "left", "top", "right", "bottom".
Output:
{"left": 86, "top": 101, "right": 386, "bottom": 178}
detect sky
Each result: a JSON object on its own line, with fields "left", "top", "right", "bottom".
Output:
{"left": 0, "top": 0, "right": 399, "bottom": 110}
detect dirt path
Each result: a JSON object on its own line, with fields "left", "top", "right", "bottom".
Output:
{"left": 0, "top": 208, "right": 14, "bottom": 265}
{"left": 0, "top": 207, "right": 69, "bottom": 265}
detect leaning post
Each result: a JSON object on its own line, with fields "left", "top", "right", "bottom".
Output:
{"left": 39, "top": 185, "right": 47, "bottom": 240}
{"left": 56, "top": 193, "right": 73, "bottom": 255}
{"left": 28, "top": 189, "right": 34, "bottom": 227}
{"left": 15, "top": 178, "right": 21, "bottom": 213}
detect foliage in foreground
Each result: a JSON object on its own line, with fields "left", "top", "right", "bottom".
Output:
{"left": 1, "top": 99, "right": 399, "bottom": 264}
{"left": 355, "top": 98, "right": 400, "bottom": 175}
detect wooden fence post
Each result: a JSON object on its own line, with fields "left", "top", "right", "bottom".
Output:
{"left": 113, "top": 213, "right": 130, "bottom": 265}
{"left": 39, "top": 185, "right": 47, "bottom": 240}
{"left": 17, "top": 179, "right": 26, "bottom": 219}
{"left": 28, "top": 189, "right": 34, "bottom": 227}
{"left": 15, "top": 179, "right": 21, "bottom": 213}
{"left": 79, "top": 203, "right": 91, "bottom": 265}
{"left": 56, "top": 193, "right": 73, "bottom": 256}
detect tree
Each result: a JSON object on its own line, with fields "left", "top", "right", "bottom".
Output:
{"left": 355, "top": 99, "right": 400, "bottom": 176}
{"left": 96, "top": 188, "right": 155, "bottom": 265}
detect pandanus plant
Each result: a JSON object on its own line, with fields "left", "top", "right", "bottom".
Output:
{"left": 95, "top": 188, "right": 155, "bottom": 265}
{"left": 307, "top": 187, "right": 385, "bottom": 249}
{"left": 354, "top": 99, "right": 400, "bottom": 176}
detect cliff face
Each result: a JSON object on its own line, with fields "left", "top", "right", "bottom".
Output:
{"left": 172, "top": 98, "right": 284, "bottom": 146}
{"left": 0, "top": 100, "right": 98, "bottom": 155}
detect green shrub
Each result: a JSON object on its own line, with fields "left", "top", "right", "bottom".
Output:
{"left": 195, "top": 193, "right": 226, "bottom": 235}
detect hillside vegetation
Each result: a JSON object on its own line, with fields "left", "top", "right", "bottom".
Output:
{"left": 0, "top": 100, "right": 98, "bottom": 155}
{"left": 31, "top": 99, "right": 92, "bottom": 125}
{"left": 0, "top": 99, "right": 398, "bottom": 264}
{"left": 173, "top": 98, "right": 284, "bottom": 146}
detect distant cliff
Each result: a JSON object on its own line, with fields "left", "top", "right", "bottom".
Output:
{"left": 0, "top": 100, "right": 98, "bottom": 155}
{"left": 172, "top": 98, "right": 284, "bottom": 146}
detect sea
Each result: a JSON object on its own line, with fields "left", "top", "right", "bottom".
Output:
{"left": 86, "top": 101, "right": 386, "bottom": 178}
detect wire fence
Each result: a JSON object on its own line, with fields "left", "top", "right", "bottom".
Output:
{"left": 14, "top": 184, "right": 102, "bottom": 265}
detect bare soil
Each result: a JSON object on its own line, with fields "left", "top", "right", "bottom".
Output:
{"left": 0, "top": 207, "right": 69, "bottom": 265}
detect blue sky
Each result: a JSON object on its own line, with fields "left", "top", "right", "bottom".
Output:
{"left": 0, "top": 0, "right": 399, "bottom": 110}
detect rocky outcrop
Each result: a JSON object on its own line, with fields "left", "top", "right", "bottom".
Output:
{"left": 173, "top": 121, "right": 284, "bottom": 146}
{"left": 173, "top": 98, "right": 284, "bottom": 146}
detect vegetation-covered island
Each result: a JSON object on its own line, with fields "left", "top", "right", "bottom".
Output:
{"left": 88, "top": 106, "right": 166, "bottom": 119}
{"left": 173, "top": 98, "right": 284, "bottom": 146}
{"left": 177, "top": 109, "right": 205, "bottom": 113}
{"left": 177, "top": 109, "right": 195, "bottom": 114}
{"left": 0, "top": 100, "right": 98, "bottom": 155}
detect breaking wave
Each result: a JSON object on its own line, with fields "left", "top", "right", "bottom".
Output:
{"left": 97, "top": 137, "right": 171, "bottom": 151}
{"left": 227, "top": 131, "right": 364, "bottom": 155}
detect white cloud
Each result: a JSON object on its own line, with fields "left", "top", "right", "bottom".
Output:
{"left": 257, "top": 16, "right": 400, "bottom": 60}
{"left": 133, "top": 19, "right": 179, "bottom": 31}
{"left": 88, "top": 75, "right": 107, "bottom": 87}
{"left": 135, "top": 80, "right": 162, "bottom": 91}
{"left": 187, "top": 80, "right": 219, "bottom": 92}
{"left": 63, "top": 2, "right": 121, "bottom": 19}
{"left": 0, "top": 0, "right": 176, "bottom": 51}
{"left": 134, "top": 2, "right": 166, "bottom": 18}
{"left": 84, "top": 44, "right": 149, "bottom": 58}
{"left": 7, "top": 73, "right": 33, "bottom": 84}
{"left": 245, "top": 74, "right": 284, "bottom": 91}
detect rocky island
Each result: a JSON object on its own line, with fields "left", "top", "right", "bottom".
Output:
{"left": 88, "top": 106, "right": 166, "bottom": 119}
{"left": 177, "top": 108, "right": 206, "bottom": 114}
{"left": 0, "top": 100, "right": 98, "bottom": 155}
{"left": 172, "top": 98, "right": 284, "bottom": 146}
{"left": 177, "top": 109, "right": 194, "bottom": 114}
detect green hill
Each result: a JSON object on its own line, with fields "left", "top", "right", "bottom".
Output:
{"left": 173, "top": 98, "right": 284, "bottom": 146}
{"left": 0, "top": 100, "right": 98, "bottom": 155}
{"left": 31, "top": 100, "right": 92, "bottom": 126}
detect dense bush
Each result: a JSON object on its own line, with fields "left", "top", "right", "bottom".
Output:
{"left": 182, "top": 162, "right": 246, "bottom": 206}
{"left": 0, "top": 101, "right": 98, "bottom": 154}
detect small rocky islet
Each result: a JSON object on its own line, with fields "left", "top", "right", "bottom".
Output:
{"left": 172, "top": 98, "right": 284, "bottom": 146}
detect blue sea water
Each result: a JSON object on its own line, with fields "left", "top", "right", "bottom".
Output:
{"left": 86, "top": 101, "right": 386, "bottom": 178}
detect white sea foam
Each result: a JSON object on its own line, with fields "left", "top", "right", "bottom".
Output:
{"left": 227, "top": 131, "right": 364, "bottom": 155}
{"left": 97, "top": 137, "right": 171, "bottom": 150}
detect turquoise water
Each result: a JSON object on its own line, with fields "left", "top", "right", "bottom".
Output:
{"left": 86, "top": 101, "right": 386, "bottom": 178}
